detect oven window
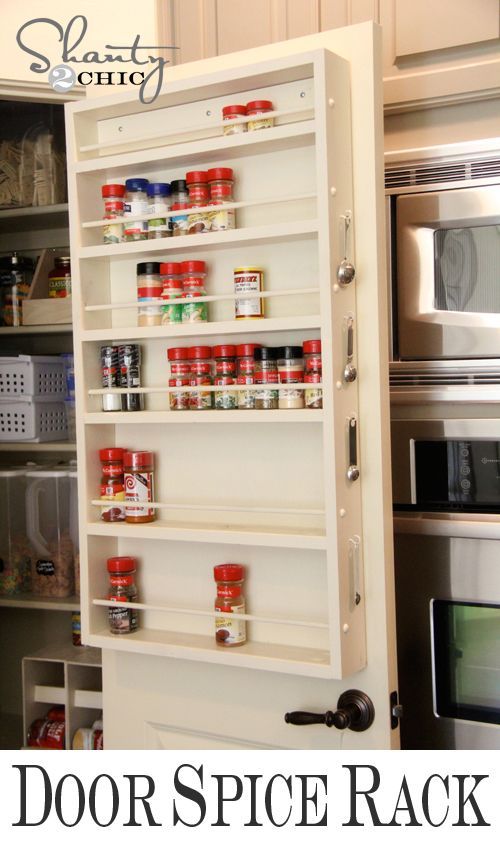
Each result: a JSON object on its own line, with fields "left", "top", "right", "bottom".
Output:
{"left": 433, "top": 600, "right": 500, "bottom": 725}
{"left": 434, "top": 225, "right": 500, "bottom": 313}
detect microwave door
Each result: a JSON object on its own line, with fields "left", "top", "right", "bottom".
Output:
{"left": 396, "top": 185, "right": 500, "bottom": 359}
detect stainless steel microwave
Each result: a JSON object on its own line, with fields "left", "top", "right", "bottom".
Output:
{"left": 385, "top": 139, "right": 500, "bottom": 361}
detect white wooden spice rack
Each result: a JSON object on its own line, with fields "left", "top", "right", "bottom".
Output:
{"left": 66, "top": 49, "right": 366, "bottom": 679}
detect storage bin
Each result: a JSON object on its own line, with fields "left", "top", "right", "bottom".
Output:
{"left": 0, "top": 470, "right": 31, "bottom": 596}
{"left": 0, "top": 356, "right": 66, "bottom": 401}
{"left": 25, "top": 470, "right": 74, "bottom": 598}
{"left": 0, "top": 399, "right": 67, "bottom": 442}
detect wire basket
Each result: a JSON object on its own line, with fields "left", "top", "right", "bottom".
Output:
{"left": 0, "top": 399, "right": 68, "bottom": 442}
{"left": 0, "top": 356, "right": 66, "bottom": 401}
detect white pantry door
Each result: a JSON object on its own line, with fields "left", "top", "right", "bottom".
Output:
{"left": 69, "top": 22, "right": 397, "bottom": 750}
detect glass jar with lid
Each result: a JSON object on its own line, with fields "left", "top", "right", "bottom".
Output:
{"left": 181, "top": 260, "right": 208, "bottom": 323}
{"left": 48, "top": 256, "right": 71, "bottom": 298}
{"left": 222, "top": 104, "right": 247, "bottom": 135}
{"left": 246, "top": 99, "right": 274, "bottom": 130}
{"left": 160, "top": 262, "right": 183, "bottom": 324}
{"left": 186, "top": 170, "right": 210, "bottom": 235}
{"left": 276, "top": 345, "right": 304, "bottom": 409}
{"left": 254, "top": 346, "right": 279, "bottom": 410}
{"left": 236, "top": 342, "right": 260, "bottom": 409}
{"left": 107, "top": 556, "right": 138, "bottom": 634}
{"left": 124, "top": 178, "right": 149, "bottom": 241}
{"left": 207, "top": 167, "right": 235, "bottom": 231}
{"left": 303, "top": 339, "right": 322, "bottom": 409}
{"left": 214, "top": 563, "right": 246, "bottom": 646}
{"left": 137, "top": 262, "right": 162, "bottom": 326}
{"left": 167, "top": 347, "right": 191, "bottom": 411}
{"left": 213, "top": 344, "right": 237, "bottom": 410}
{"left": 188, "top": 345, "right": 213, "bottom": 409}
{"left": 0, "top": 252, "right": 34, "bottom": 326}
{"left": 147, "top": 182, "right": 171, "bottom": 239}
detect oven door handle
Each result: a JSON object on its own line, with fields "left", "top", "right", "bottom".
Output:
{"left": 393, "top": 512, "right": 500, "bottom": 540}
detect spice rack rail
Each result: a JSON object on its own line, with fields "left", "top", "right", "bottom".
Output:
{"left": 68, "top": 44, "right": 375, "bottom": 689}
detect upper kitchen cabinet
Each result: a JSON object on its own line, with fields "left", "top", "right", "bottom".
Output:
{"left": 161, "top": 0, "right": 500, "bottom": 110}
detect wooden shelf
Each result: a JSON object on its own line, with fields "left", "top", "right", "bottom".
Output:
{"left": 84, "top": 409, "right": 323, "bottom": 425}
{"left": 0, "top": 594, "right": 80, "bottom": 611}
{"left": 87, "top": 627, "right": 331, "bottom": 678}
{"left": 24, "top": 642, "right": 101, "bottom": 666}
{"left": 87, "top": 520, "right": 327, "bottom": 550}
{"left": 0, "top": 324, "right": 72, "bottom": 336}
{"left": 0, "top": 441, "right": 76, "bottom": 452}
{"left": 0, "top": 204, "right": 68, "bottom": 232}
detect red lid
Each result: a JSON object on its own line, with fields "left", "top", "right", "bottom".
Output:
{"left": 99, "top": 447, "right": 125, "bottom": 461}
{"left": 247, "top": 100, "right": 273, "bottom": 111}
{"left": 123, "top": 451, "right": 154, "bottom": 468}
{"left": 160, "top": 262, "right": 181, "bottom": 275}
{"left": 222, "top": 104, "right": 247, "bottom": 116}
{"left": 303, "top": 339, "right": 322, "bottom": 354}
{"left": 181, "top": 260, "right": 206, "bottom": 274}
{"left": 167, "top": 347, "right": 190, "bottom": 360}
{"left": 207, "top": 167, "right": 234, "bottom": 182}
{"left": 213, "top": 344, "right": 236, "bottom": 358}
{"left": 107, "top": 556, "right": 137, "bottom": 573}
{"left": 214, "top": 564, "right": 244, "bottom": 582}
{"left": 188, "top": 345, "right": 212, "bottom": 359}
{"left": 102, "top": 183, "right": 126, "bottom": 197}
{"left": 236, "top": 343, "right": 262, "bottom": 357}
{"left": 171, "top": 202, "right": 189, "bottom": 210}
{"left": 186, "top": 170, "right": 208, "bottom": 184}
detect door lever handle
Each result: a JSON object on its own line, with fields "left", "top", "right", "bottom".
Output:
{"left": 285, "top": 690, "right": 375, "bottom": 732}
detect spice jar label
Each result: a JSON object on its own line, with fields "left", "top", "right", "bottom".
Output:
{"left": 125, "top": 471, "right": 155, "bottom": 519}
{"left": 36, "top": 559, "right": 55, "bottom": 576}
{"left": 215, "top": 603, "right": 246, "bottom": 646}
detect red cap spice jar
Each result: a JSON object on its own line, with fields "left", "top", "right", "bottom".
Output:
{"left": 181, "top": 260, "right": 208, "bottom": 323}
{"left": 276, "top": 345, "right": 304, "bottom": 410}
{"left": 186, "top": 171, "right": 210, "bottom": 235}
{"left": 237, "top": 342, "right": 261, "bottom": 409}
{"left": 207, "top": 167, "right": 235, "bottom": 231}
{"left": 222, "top": 104, "right": 247, "bottom": 135}
{"left": 188, "top": 345, "right": 213, "bottom": 409}
{"left": 160, "top": 262, "right": 183, "bottom": 325}
{"left": 246, "top": 99, "right": 274, "bottom": 131}
{"left": 107, "top": 556, "right": 138, "bottom": 634}
{"left": 213, "top": 344, "right": 237, "bottom": 410}
{"left": 124, "top": 451, "right": 155, "bottom": 523}
{"left": 167, "top": 346, "right": 191, "bottom": 411}
{"left": 102, "top": 183, "right": 125, "bottom": 244}
{"left": 303, "top": 339, "right": 322, "bottom": 409}
{"left": 99, "top": 447, "right": 126, "bottom": 522}
{"left": 214, "top": 563, "right": 246, "bottom": 646}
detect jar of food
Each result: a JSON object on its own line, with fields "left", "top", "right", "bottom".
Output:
{"left": 99, "top": 447, "right": 126, "bottom": 522}
{"left": 207, "top": 167, "right": 235, "bottom": 231}
{"left": 236, "top": 342, "right": 260, "bottom": 409}
{"left": 234, "top": 267, "right": 264, "bottom": 319}
{"left": 123, "top": 178, "right": 149, "bottom": 241}
{"left": 303, "top": 339, "right": 322, "bottom": 409}
{"left": 170, "top": 179, "right": 189, "bottom": 236}
{"left": 147, "top": 182, "right": 171, "bottom": 239}
{"left": 167, "top": 347, "right": 191, "bottom": 411}
{"left": 181, "top": 260, "right": 208, "bottom": 323}
{"left": 0, "top": 252, "right": 34, "bottom": 327}
{"left": 186, "top": 170, "right": 210, "bottom": 235}
{"left": 214, "top": 563, "right": 246, "bottom": 647}
{"left": 213, "top": 344, "right": 237, "bottom": 409}
{"left": 118, "top": 343, "right": 144, "bottom": 412}
{"left": 137, "top": 261, "right": 162, "bottom": 326}
{"left": 188, "top": 345, "right": 212, "bottom": 410}
{"left": 254, "top": 346, "right": 279, "bottom": 410}
{"left": 124, "top": 451, "right": 155, "bottom": 523}
{"left": 101, "top": 183, "right": 125, "bottom": 243}
{"left": 0, "top": 470, "right": 31, "bottom": 596}
{"left": 25, "top": 470, "right": 74, "bottom": 598}
{"left": 48, "top": 256, "right": 71, "bottom": 298}
{"left": 160, "top": 262, "right": 183, "bottom": 324}
{"left": 247, "top": 99, "right": 274, "bottom": 130}
{"left": 100, "top": 345, "right": 123, "bottom": 412}
{"left": 107, "top": 556, "right": 138, "bottom": 634}
{"left": 277, "top": 346, "right": 304, "bottom": 409}
{"left": 222, "top": 104, "right": 247, "bottom": 135}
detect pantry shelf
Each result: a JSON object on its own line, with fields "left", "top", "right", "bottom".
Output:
{"left": 80, "top": 315, "right": 321, "bottom": 343}
{"left": 0, "top": 442, "right": 77, "bottom": 452}
{"left": 0, "top": 594, "right": 80, "bottom": 611}
{"left": 84, "top": 409, "right": 324, "bottom": 424}
{"left": 89, "top": 627, "right": 332, "bottom": 678}
{"left": 0, "top": 324, "right": 72, "bottom": 336}
{"left": 78, "top": 220, "right": 319, "bottom": 259}
{"left": 86, "top": 520, "right": 327, "bottom": 550}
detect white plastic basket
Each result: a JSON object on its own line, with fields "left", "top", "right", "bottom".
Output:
{"left": 0, "top": 399, "right": 68, "bottom": 442}
{"left": 0, "top": 355, "right": 66, "bottom": 401}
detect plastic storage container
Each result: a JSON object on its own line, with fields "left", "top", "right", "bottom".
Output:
{"left": 68, "top": 468, "right": 80, "bottom": 595}
{"left": 0, "top": 355, "right": 66, "bottom": 401}
{"left": 0, "top": 470, "right": 31, "bottom": 595}
{"left": 25, "top": 470, "right": 74, "bottom": 597}
{"left": 0, "top": 399, "right": 67, "bottom": 442}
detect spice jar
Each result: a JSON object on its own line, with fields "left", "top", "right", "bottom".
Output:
{"left": 222, "top": 104, "right": 247, "bottom": 135}
{"left": 167, "top": 347, "right": 191, "bottom": 411}
{"left": 207, "top": 167, "right": 235, "bottom": 231}
{"left": 147, "top": 182, "right": 171, "bottom": 239}
{"left": 213, "top": 344, "right": 237, "bottom": 410}
{"left": 277, "top": 346, "right": 304, "bottom": 409}
{"left": 101, "top": 183, "right": 125, "bottom": 243}
{"left": 160, "top": 262, "right": 183, "bottom": 324}
{"left": 0, "top": 252, "right": 34, "bottom": 326}
{"left": 303, "top": 339, "right": 322, "bottom": 409}
{"left": 137, "top": 261, "right": 162, "bottom": 326}
{"left": 123, "top": 178, "right": 149, "bottom": 241}
{"left": 124, "top": 451, "right": 155, "bottom": 523}
{"left": 247, "top": 99, "right": 274, "bottom": 130}
{"left": 99, "top": 447, "right": 126, "bottom": 522}
{"left": 186, "top": 170, "right": 210, "bottom": 235}
{"left": 234, "top": 267, "right": 264, "bottom": 319}
{"left": 107, "top": 556, "right": 138, "bottom": 634}
{"left": 170, "top": 179, "right": 189, "bottom": 236}
{"left": 188, "top": 345, "right": 212, "bottom": 410}
{"left": 100, "top": 345, "right": 123, "bottom": 412}
{"left": 236, "top": 342, "right": 260, "bottom": 409}
{"left": 214, "top": 564, "right": 246, "bottom": 647}
{"left": 181, "top": 260, "right": 208, "bottom": 323}
{"left": 48, "top": 256, "right": 71, "bottom": 298}
{"left": 254, "top": 346, "right": 279, "bottom": 410}
{"left": 118, "top": 343, "right": 144, "bottom": 412}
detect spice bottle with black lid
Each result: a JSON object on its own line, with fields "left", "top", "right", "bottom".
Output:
{"left": 254, "top": 346, "right": 279, "bottom": 410}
